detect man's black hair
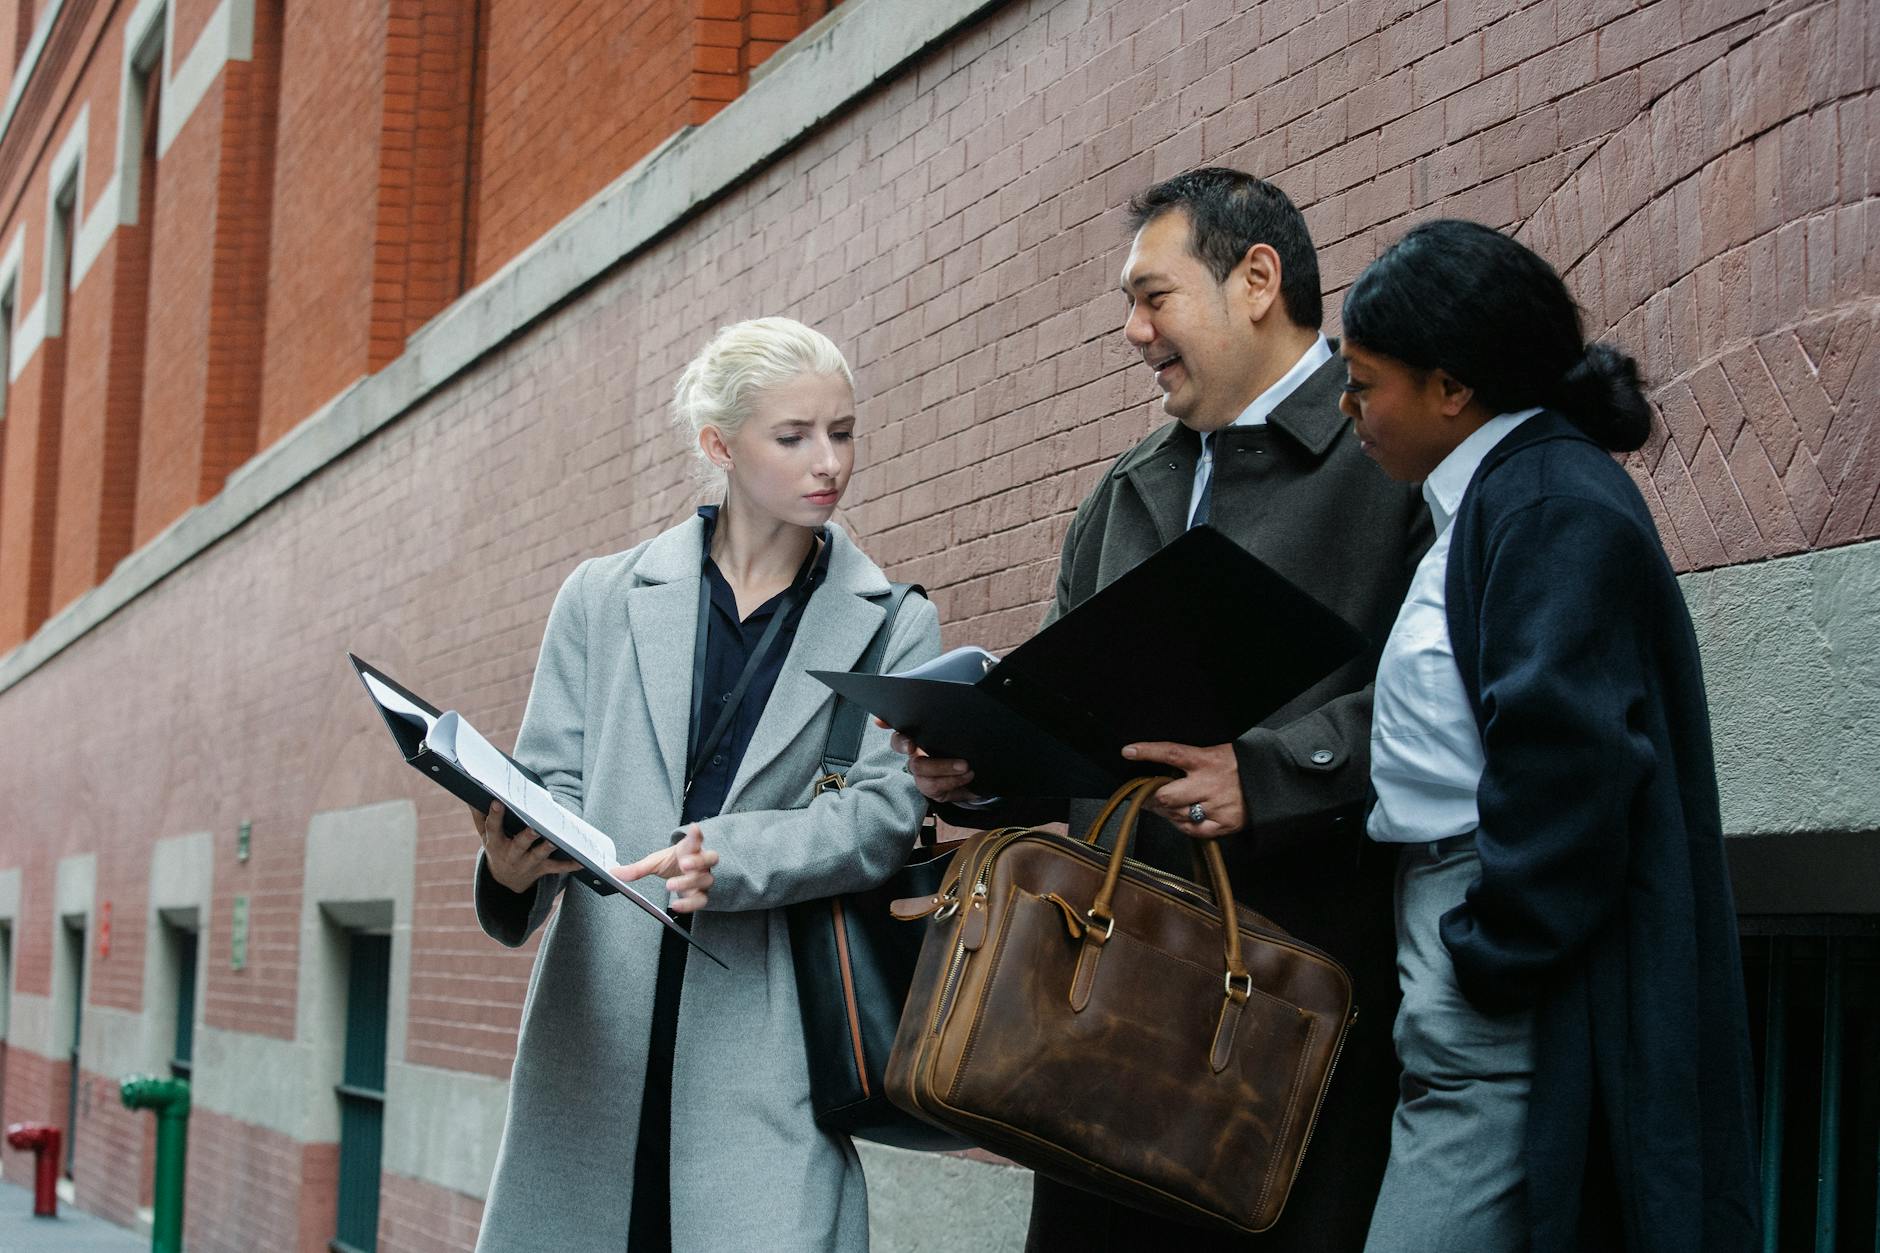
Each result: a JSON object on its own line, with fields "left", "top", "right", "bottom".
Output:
{"left": 1126, "top": 168, "right": 1322, "bottom": 330}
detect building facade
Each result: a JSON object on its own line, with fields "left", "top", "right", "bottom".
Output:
{"left": 0, "top": 0, "right": 1873, "bottom": 1247}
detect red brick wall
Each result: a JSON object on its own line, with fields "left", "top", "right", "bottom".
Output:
{"left": 38, "top": 15, "right": 135, "bottom": 615}
{"left": 693, "top": 0, "right": 837, "bottom": 124}
{"left": 197, "top": 0, "right": 280, "bottom": 493}
{"left": 370, "top": 0, "right": 479, "bottom": 367}
{"left": 133, "top": 90, "right": 221, "bottom": 549}
{"left": 255, "top": 0, "right": 382, "bottom": 445}
{"left": 0, "top": 329, "right": 62, "bottom": 646}
{"left": 471, "top": 0, "right": 693, "bottom": 281}
{"left": 170, "top": 0, "right": 225, "bottom": 65}
{"left": 50, "top": 214, "right": 145, "bottom": 617}
{"left": 0, "top": 3, "right": 23, "bottom": 100}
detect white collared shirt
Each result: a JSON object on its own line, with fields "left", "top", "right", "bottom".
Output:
{"left": 1185, "top": 335, "right": 1334, "bottom": 528}
{"left": 1367, "top": 408, "right": 1542, "bottom": 844}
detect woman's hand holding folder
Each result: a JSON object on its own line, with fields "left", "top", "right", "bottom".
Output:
{"left": 475, "top": 801, "right": 581, "bottom": 894}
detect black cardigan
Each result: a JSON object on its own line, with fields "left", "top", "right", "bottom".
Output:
{"left": 1441, "top": 410, "right": 1761, "bottom": 1252}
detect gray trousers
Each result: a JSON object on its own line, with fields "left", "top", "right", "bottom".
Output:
{"left": 1363, "top": 835, "right": 1535, "bottom": 1253}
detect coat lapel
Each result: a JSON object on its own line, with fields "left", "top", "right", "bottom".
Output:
{"left": 624, "top": 518, "right": 708, "bottom": 808}
{"left": 1265, "top": 342, "right": 1350, "bottom": 459}
{"left": 1118, "top": 421, "right": 1198, "bottom": 548}
{"left": 720, "top": 528, "right": 888, "bottom": 811}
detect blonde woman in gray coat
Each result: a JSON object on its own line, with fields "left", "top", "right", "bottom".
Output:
{"left": 468, "top": 318, "right": 941, "bottom": 1252}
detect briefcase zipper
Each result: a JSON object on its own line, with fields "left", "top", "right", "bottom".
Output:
{"left": 928, "top": 830, "right": 1024, "bottom": 1036}
{"left": 1289, "top": 1004, "right": 1358, "bottom": 1184}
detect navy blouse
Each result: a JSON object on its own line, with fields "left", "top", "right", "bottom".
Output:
{"left": 680, "top": 505, "right": 831, "bottom": 823}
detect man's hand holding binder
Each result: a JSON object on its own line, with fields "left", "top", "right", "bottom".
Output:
{"left": 892, "top": 729, "right": 1247, "bottom": 837}
{"left": 830, "top": 527, "right": 1368, "bottom": 816}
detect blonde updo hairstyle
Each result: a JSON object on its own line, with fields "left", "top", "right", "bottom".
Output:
{"left": 673, "top": 317, "right": 855, "bottom": 492}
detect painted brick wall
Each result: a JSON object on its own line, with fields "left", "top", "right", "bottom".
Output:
{"left": 184, "top": 1109, "right": 337, "bottom": 1253}
{"left": 379, "top": 1172, "right": 487, "bottom": 1253}
{"left": 70, "top": 1066, "right": 148, "bottom": 1228}
{"left": 0, "top": 1047, "right": 60, "bottom": 1186}
{"left": 0, "top": 0, "right": 1872, "bottom": 1247}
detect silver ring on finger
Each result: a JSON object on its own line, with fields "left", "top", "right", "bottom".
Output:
{"left": 1187, "top": 802, "right": 1207, "bottom": 824}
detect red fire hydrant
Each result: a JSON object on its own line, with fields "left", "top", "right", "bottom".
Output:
{"left": 4, "top": 1122, "right": 61, "bottom": 1217}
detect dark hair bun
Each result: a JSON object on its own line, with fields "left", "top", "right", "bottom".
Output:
{"left": 1553, "top": 342, "right": 1651, "bottom": 453}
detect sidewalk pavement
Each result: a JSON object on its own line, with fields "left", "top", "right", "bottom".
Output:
{"left": 0, "top": 1179, "right": 145, "bottom": 1250}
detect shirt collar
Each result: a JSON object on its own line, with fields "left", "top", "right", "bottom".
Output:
{"left": 1220, "top": 334, "right": 1333, "bottom": 432}
{"left": 1421, "top": 408, "right": 1544, "bottom": 534}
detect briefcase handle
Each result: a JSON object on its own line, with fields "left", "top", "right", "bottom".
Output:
{"left": 1078, "top": 778, "right": 1256, "bottom": 1070}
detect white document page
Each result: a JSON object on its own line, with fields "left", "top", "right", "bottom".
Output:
{"left": 422, "top": 711, "right": 718, "bottom": 963}
{"left": 431, "top": 712, "right": 616, "bottom": 867}
{"left": 360, "top": 670, "right": 438, "bottom": 736}
{"left": 895, "top": 645, "right": 1000, "bottom": 684}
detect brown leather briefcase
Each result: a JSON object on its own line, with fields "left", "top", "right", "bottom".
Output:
{"left": 884, "top": 776, "right": 1356, "bottom": 1235}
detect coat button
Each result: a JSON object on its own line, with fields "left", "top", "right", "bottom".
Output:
{"left": 1310, "top": 749, "right": 1335, "bottom": 765}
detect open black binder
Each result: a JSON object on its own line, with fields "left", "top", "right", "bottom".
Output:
{"left": 347, "top": 653, "right": 725, "bottom": 967}
{"left": 810, "top": 527, "right": 1367, "bottom": 799}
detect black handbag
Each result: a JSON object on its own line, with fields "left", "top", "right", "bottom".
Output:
{"left": 786, "top": 584, "right": 970, "bottom": 1150}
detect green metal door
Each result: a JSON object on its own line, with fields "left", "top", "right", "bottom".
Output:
{"left": 332, "top": 932, "right": 390, "bottom": 1253}
{"left": 64, "top": 921, "right": 84, "bottom": 1178}
{"left": 1742, "top": 920, "right": 1879, "bottom": 1252}
{"left": 171, "top": 928, "right": 197, "bottom": 1081}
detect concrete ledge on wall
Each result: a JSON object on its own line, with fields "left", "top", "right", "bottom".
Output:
{"left": 1683, "top": 537, "right": 1880, "bottom": 914}
{"left": 381, "top": 1062, "right": 509, "bottom": 1201}
{"left": 858, "top": 1143, "right": 1030, "bottom": 1251}
{"left": 0, "top": 0, "right": 1006, "bottom": 699}
{"left": 1683, "top": 537, "right": 1880, "bottom": 842}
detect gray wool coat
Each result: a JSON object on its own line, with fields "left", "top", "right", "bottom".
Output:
{"left": 472, "top": 517, "right": 941, "bottom": 1253}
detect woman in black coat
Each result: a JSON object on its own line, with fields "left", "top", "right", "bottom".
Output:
{"left": 1335, "top": 220, "right": 1760, "bottom": 1252}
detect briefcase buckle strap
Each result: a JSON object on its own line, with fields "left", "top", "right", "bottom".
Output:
{"left": 1077, "top": 777, "right": 1255, "bottom": 1009}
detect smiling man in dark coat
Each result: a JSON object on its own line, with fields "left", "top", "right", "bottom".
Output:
{"left": 895, "top": 169, "right": 1430, "bottom": 1250}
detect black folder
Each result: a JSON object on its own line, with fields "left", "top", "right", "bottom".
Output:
{"left": 347, "top": 653, "right": 726, "bottom": 967}
{"left": 810, "top": 527, "right": 1367, "bottom": 799}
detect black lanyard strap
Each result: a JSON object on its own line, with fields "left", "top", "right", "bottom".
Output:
{"left": 691, "top": 586, "right": 793, "bottom": 790}
{"left": 684, "top": 569, "right": 809, "bottom": 798}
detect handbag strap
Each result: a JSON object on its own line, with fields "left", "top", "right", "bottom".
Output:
{"left": 820, "top": 582, "right": 925, "bottom": 781}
